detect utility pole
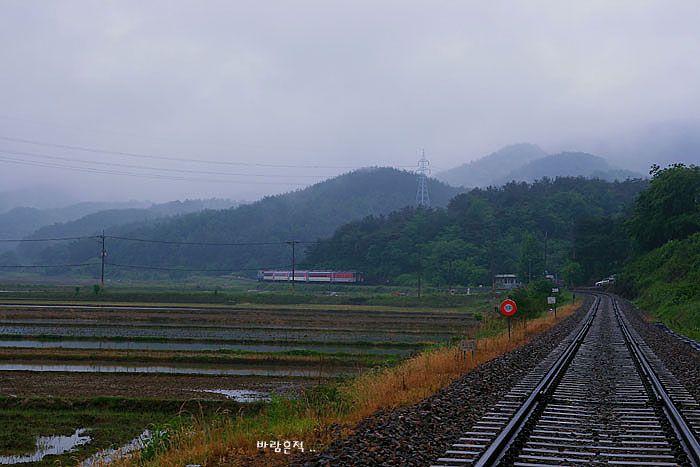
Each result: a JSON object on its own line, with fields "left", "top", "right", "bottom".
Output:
{"left": 544, "top": 231, "right": 548, "bottom": 277}
{"left": 417, "top": 246, "right": 422, "bottom": 298}
{"left": 100, "top": 230, "right": 106, "bottom": 288}
{"left": 528, "top": 258, "right": 532, "bottom": 284}
{"left": 288, "top": 240, "right": 297, "bottom": 294}
{"left": 490, "top": 226, "right": 495, "bottom": 290}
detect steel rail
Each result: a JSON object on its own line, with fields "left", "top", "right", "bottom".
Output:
{"left": 472, "top": 295, "right": 600, "bottom": 467}
{"left": 612, "top": 297, "right": 700, "bottom": 467}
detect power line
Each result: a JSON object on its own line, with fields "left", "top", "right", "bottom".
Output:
{"left": 0, "top": 263, "right": 94, "bottom": 268}
{"left": 104, "top": 235, "right": 292, "bottom": 246}
{"left": 0, "top": 148, "right": 334, "bottom": 179}
{"left": 0, "top": 235, "right": 326, "bottom": 246}
{"left": 105, "top": 262, "right": 287, "bottom": 272}
{"left": 0, "top": 154, "right": 310, "bottom": 186}
{"left": 0, "top": 135, "right": 374, "bottom": 170}
{"left": 0, "top": 235, "right": 97, "bottom": 243}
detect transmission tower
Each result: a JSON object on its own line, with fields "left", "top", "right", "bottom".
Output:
{"left": 415, "top": 149, "right": 430, "bottom": 207}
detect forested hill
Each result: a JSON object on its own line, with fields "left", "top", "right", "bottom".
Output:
{"left": 22, "top": 199, "right": 237, "bottom": 241}
{"left": 435, "top": 143, "right": 547, "bottom": 187}
{"left": 494, "top": 152, "right": 642, "bottom": 186}
{"left": 0, "top": 200, "right": 151, "bottom": 253}
{"left": 303, "top": 177, "right": 648, "bottom": 286}
{"left": 15, "top": 199, "right": 237, "bottom": 261}
{"left": 614, "top": 164, "right": 700, "bottom": 340}
{"left": 19, "top": 168, "right": 461, "bottom": 275}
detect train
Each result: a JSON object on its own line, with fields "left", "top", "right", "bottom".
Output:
{"left": 257, "top": 270, "right": 364, "bottom": 283}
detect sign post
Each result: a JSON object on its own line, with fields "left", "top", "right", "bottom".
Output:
{"left": 460, "top": 339, "right": 476, "bottom": 363}
{"left": 500, "top": 299, "right": 517, "bottom": 340}
{"left": 548, "top": 296, "right": 557, "bottom": 318}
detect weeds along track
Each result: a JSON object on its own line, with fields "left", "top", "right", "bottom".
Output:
{"left": 433, "top": 293, "right": 700, "bottom": 467}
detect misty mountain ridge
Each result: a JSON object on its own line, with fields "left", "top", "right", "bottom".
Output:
{"left": 435, "top": 143, "right": 547, "bottom": 187}
{"left": 15, "top": 168, "right": 462, "bottom": 272}
{"left": 0, "top": 200, "right": 151, "bottom": 253}
{"left": 493, "top": 152, "right": 643, "bottom": 185}
{"left": 1, "top": 199, "right": 237, "bottom": 256}
{"left": 436, "top": 144, "right": 643, "bottom": 187}
{"left": 20, "top": 199, "right": 239, "bottom": 241}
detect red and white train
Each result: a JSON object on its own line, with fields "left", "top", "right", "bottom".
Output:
{"left": 257, "top": 270, "right": 364, "bottom": 283}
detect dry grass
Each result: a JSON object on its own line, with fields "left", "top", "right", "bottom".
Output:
{"left": 109, "top": 303, "right": 579, "bottom": 467}
{"left": 341, "top": 304, "right": 578, "bottom": 421}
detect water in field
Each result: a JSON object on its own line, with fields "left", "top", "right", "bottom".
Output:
{"left": 0, "top": 324, "right": 440, "bottom": 343}
{"left": 0, "top": 362, "right": 356, "bottom": 377}
{"left": 0, "top": 428, "right": 91, "bottom": 464}
{"left": 0, "top": 303, "right": 208, "bottom": 311}
{"left": 196, "top": 388, "right": 271, "bottom": 402}
{"left": 80, "top": 429, "right": 151, "bottom": 467}
{"left": 0, "top": 339, "right": 414, "bottom": 355}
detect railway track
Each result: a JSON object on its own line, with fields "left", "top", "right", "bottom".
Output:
{"left": 433, "top": 293, "right": 700, "bottom": 466}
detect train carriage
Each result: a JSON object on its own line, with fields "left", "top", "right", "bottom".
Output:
{"left": 257, "top": 270, "right": 363, "bottom": 283}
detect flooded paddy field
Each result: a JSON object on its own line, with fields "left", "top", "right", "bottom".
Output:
{"left": 0, "top": 299, "right": 479, "bottom": 464}
{"left": 0, "top": 396, "right": 258, "bottom": 466}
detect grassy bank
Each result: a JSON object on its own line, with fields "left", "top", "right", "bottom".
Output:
{"left": 616, "top": 232, "right": 700, "bottom": 341}
{"left": 112, "top": 300, "right": 582, "bottom": 466}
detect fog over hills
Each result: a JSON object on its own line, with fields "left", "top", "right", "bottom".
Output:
{"left": 436, "top": 144, "right": 644, "bottom": 188}
{"left": 0, "top": 199, "right": 237, "bottom": 255}
{"left": 493, "top": 152, "right": 642, "bottom": 186}
{"left": 0, "top": 200, "right": 151, "bottom": 253}
{"left": 435, "top": 144, "right": 547, "bottom": 188}
{"left": 586, "top": 121, "right": 700, "bottom": 174}
{"left": 8, "top": 168, "right": 462, "bottom": 273}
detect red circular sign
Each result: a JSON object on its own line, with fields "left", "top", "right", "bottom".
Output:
{"left": 500, "top": 299, "right": 517, "bottom": 317}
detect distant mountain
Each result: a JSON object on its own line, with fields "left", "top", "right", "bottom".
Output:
{"left": 0, "top": 200, "right": 151, "bottom": 253}
{"left": 17, "top": 199, "right": 238, "bottom": 261}
{"left": 493, "top": 152, "right": 643, "bottom": 185}
{"left": 25, "top": 168, "right": 462, "bottom": 275}
{"left": 0, "top": 187, "right": 77, "bottom": 213}
{"left": 435, "top": 143, "right": 547, "bottom": 187}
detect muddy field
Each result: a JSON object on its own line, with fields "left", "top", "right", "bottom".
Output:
{"left": 0, "top": 299, "right": 481, "bottom": 465}
{"left": 0, "top": 301, "right": 478, "bottom": 400}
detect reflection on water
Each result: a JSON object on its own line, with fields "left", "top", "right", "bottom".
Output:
{"left": 0, "top": 339, "right": 412, "bottom": 355}
{"left": 0, "top": 303, "right": 207, "bottom": 311}
{"left": 196, "top": 389, "right": 270, "bottom": 402}
{"left": 80, "top": 430, "right": 150, "bottom": 467}
{"left": 0, "top": 363, "right": 354, "bottom": 377}
{"left": 0, "top": 428, "right": 91, "bottom": 464}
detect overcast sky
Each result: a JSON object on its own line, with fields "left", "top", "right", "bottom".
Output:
{"left": 1, "top": 1, "right": 699, "bottom": 206}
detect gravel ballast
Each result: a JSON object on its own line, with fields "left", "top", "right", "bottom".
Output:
{"left": 292, "top": 297, "right": 592, "bottom": 466}
{"left": 617, "top": 296, "right": 700, "bottom": 405}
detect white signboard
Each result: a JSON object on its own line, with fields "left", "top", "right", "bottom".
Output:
{"left": 547, "top": 296, "right": 556, "bottom": 305}
{"left": 552, "top": 287, "right": 559, "bottom": 293}
{"left": 460, "top": 340, "right": 476, "bottom": 351}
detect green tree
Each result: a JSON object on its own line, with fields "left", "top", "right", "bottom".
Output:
{"left": 626, "top": 164, "right": 700, "bottom": 252}
{"left": 518, "top": 232, "right": 542, "bottom": 282}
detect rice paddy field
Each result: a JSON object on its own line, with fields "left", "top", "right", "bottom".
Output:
{"left": 0, "top": 283, "right": 492, "bottom": 465}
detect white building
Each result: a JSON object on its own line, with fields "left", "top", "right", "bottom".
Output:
{"left": 495, "top": 274, "right": 519, "bottom": 289}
